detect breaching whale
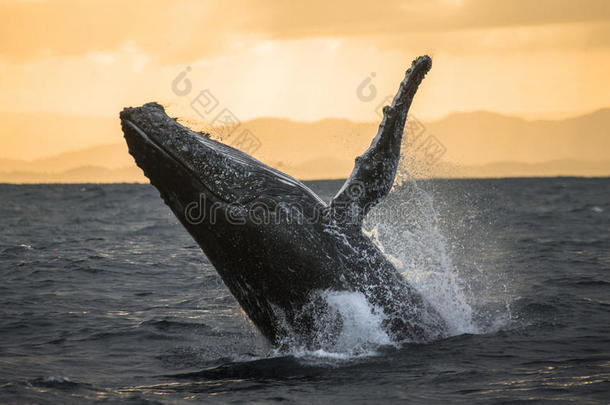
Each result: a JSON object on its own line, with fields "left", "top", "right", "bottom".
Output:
{"left": 121, "top": 55, "right": 447, "bottom": 348}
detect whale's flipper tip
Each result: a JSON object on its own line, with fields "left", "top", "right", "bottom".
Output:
{"left": 331, "top": 55, "right": 432, "bottom": 225}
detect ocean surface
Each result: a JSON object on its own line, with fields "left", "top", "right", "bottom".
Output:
{"left": 0, "top": 178, "right": 608, "bottom": 404}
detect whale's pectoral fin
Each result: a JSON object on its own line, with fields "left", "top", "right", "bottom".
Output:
{"left": 330, "top": 55, "right": 432, "bottom": 225}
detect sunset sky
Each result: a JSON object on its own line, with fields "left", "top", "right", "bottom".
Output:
{"left": 1, "top": 0, "right": 610, "bottom": 164}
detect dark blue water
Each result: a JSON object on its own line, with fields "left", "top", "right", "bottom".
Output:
{"left": 1, "top": 178, "right": 609, "bottom": 404}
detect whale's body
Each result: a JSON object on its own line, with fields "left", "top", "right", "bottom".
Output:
{"left": 121, "top": 55, "right": 447, "bottom": 347}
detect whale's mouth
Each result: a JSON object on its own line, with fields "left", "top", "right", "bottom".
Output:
{"left": 121, "top": 117, "right": 232, "bottom": 205}
{"left": 122, "top": 119, "right": 189, "bottom": 174}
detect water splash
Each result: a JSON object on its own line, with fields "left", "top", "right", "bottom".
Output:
{"left": 364, "top": 178, "right": 478, "bottom": 336}
{"left": 274, "top": 163, "right": 509, "bottom": 358}
{"left": 322, "top": 291, "right": 393, "bottom": 351}
{"left": 274, "top": 290, "right": 395, "bottom": 359}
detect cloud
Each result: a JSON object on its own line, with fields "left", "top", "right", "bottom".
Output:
{"left": 250, "top": 0, "right": 610, "bottom": 38}
{"left": 1, "top": 0, "right": 609, "bottom": 63}
{"left": 0, "top": 0, "right": 248, "bottom": 62}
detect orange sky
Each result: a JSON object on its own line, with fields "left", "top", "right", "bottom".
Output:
{"left": 1, "top": 0, "right": 610, "bottom": 157}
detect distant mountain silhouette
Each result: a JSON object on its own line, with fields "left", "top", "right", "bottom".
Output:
{"left": 427, "top": 109, "right": 610, "bottom": 165}
{"left": 432, "top": 159, "right": 610, "bottom": 179}
{"left": 0, "top": 112, "right": 120, "bottom": 160}
{"left": 0, "top": 166, "right": 145, "bottom": 183}
{"left": 0, "top": 143, "right": 133, "bottom": 173}
{"left": 1, "top": 109, "right": 608, "bottom": 182}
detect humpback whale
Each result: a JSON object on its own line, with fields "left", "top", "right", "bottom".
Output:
{"left": 121, "top": 55, "right": 447, "bottom": 348}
